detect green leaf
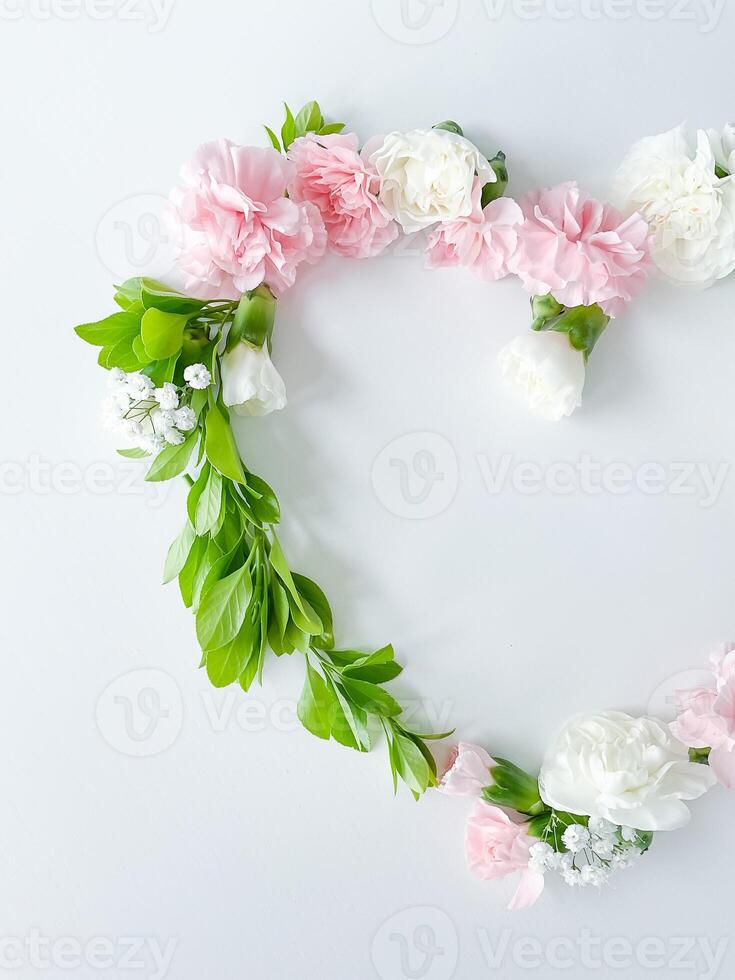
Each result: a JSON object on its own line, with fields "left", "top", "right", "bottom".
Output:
{"left": 264, "top": 125, "right": 282, "bottom": 152}
{"left": 281, "top": 103, "right": 296, "bottom": 149}
{"left": 140, "top": 279, "right": 206, "bottom": 315}
{"left": 178, "top": 535, "right": 208, "bottom": 608}
{"left": 206, "top": 625, "right": 255, "bottom": 688}
{"left": 116, "top": 447, "right": 149, "bottom": 459}
{"left": 74, "top": 311, "right": 140, "bottom": 347}
{"left": 318, "top": 123, "right": 345, "bottom": 136}
{"left": 163, "top": 520, "right": 196, "bottom": 585}
{"left": 104, "top": 335, "right": 148, "bottom": 372}
{"left": 267, "top": 534, "right": 318, "bottom": 631}
{"left": 194, "top": 466, "right": 223, "bottom": 536}
{"left": 146, "top": 354, "right": 180, "bottom": 386}
{"left": 294, "top": 100, "right": 323, "bottom": 136}
{"left": 242, "top": 473, "right": 280, "bottom": 525}
{"left": 341, "top": 677, "right": 402, "bottom": 718}
{"left": 292, "top": 573, "right": 333, "bottom": 648}
{"left": 113, "top": 278, "right": 144, "bottom": 310}
{"left": 205, "top": 397, "right": 246, "bottom": 483}
{"left": 141, "top": 308, "right": 189, "bottom": 360}
{"left": 393, "top": 732, "right": 433, "bottom": 795}
{"left": 145, "top": 430, "right": 199, "bottom": 483}
{"left": 195, "top": 563, "right": 252, "bottom": 651}
{"left": 297, "top": 661, "right": 334, "bottom": 740}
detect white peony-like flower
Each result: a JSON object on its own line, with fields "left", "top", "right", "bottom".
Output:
{"left": 615, "top": 124, "right": 735, "bottom": 287}
{"left": 707, "top": 123, "right": 735, "bottom": 176}
{"left": 367, "top": 128, "right": 495, "bottom": 233}
{"left": 539, "top": 711, "right": 716, "bottom": 832}
{"left": 221, "top": 341, "right": 287, "bottom": 417}
{"left": 498, "top": 331, "right": 586, "bottom": 422}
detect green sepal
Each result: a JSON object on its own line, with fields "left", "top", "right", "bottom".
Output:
{"left": 482, "top": 758, "right": 545, "bottom": 816}
{"left": 481, "top": 151, "right": 509, "bottom": 206}
{"left": 433, "top": 120, "right": 463, "bottom": 136}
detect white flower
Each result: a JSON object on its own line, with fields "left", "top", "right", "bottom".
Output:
{"left": 580, "top": 864, "right": 610, "bottom": 888}
{"left": 367, "top": 128, "right": 494, "bottom": 233}
{"left": 588, "top": 817, "right": 618, "bottom": 839}
{"left": 707, "top": 123, "right": 735, "bottom": 175}
{"left": 615, "top": 124, "right": 735, "bottom": 287}
{"left": 151, "top": 409, "right": 175, "bottom": 434}
{"left": 590, "top": 838, "right": 614, "bottom": 861}
{"left": 154, "top": 382, "right": 179, "bottom": 410}
{"left": 562, "top": 868, "right": 582, "bottom": 888}
{"left": 184, "top": 363, "right": 212, "bottom": 389}
{"left": 124, "top": 372, "right": 155, "bottom": 402}
{"left": 561, "top": 824, "right": 590, "bottom": 854}
{"left": 528, "top": 842, "right": 557, "bottom": 872}
{"left": 139, "top": 433, "right": 165, "bottom": 454}
{"left": 163, "top": 427, "right": 185, "bottom": 446}
{"left": 173, "top": 406, "right": 197, "bottom": 431}
{"left": 108, "top": 367, "right": 127, "bottom": 387}
{"left": 221, "top": 341, "right": 287, "bottom": 417}
{"left": 539, "top": 711, "right": 716, "bottom": 832}
{"left": 498, "top": 331, "right": 586, "bottom": 422}
{"left": 620, "top": 826, "right": 638, "bottom": 843}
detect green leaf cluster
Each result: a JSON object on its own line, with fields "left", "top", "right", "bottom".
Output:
{"left": 530, "top": 296, "right": 611, "bottom": 359}
{"left": 264, "top": 100, "right": 345, "bottom": 153}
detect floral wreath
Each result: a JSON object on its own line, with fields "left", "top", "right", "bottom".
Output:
{"left": 75, "top": 101, "right": 735, "bottom": 907}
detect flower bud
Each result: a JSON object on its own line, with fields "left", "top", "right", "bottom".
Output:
{"left": 482, "top": 758, "right": 546, "bottom": 816}
{"left": 220, "top": 341, "right": 287, "bottom": 417}
{"left": 228, "top": 285, "right": 277, "bottom": 351}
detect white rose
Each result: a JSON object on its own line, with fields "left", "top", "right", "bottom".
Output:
{"left": 498, "top": 331, "right": 585, "bottom": 422}
{"left": 539, "top": 711, "right": 716, "bottom": 832}
{"left": 220, "top": 341, "right": 287, "bottom": 417}
{"left": 368, "top": 128, "right": 494, "bottom": 233}
{"left": 615, "top": 124, "right": 735, "bottom": 287}
{"left": 707, "top": 122, "right": 735, "bottom": 176}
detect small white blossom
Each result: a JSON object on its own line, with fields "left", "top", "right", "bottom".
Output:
{"left": 620, "top": 826, "right": 638, "bottom": 843}
{"left": 174, "top": 406, "right": 197, "bottom": 431}
{"left": 163, "top": 427, "right": 185, "bottom": 446}
{"left": 125, "top": 372, "right": 155, "bottom": 401}
{"left": 108, "top": 367, "right": 127, "bottom": 387}
{"left": 154, "top": 382, "right": 179, "bottom": 410}
{"left": 590, "top": 837, "right": 615, "bottom": 861}
{"left": 184, "top": 363, "right": 212, "bottom": 389}
{"left": 562, "top": 824, "right": 591, "bottom": 854}
{"left": 581, "top": 864, "right": 610, "bottom": 888}
{"left": 138, "top": 433, "right": 165, "bottom": 454}
{"left": 588, "top": 817, "right": 618, "bottom": 839}
{"left": 528, "top": 842, "right": 557, "bottom": 872}
{"left": 152, "top": 409, "right": 176, "bottom": 434}
{"left": 562, "top": 868, "right": 583, "bottom": 888}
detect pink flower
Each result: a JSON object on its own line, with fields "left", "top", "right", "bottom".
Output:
{"left": 168, "top": 139, "right": 326, "bottom": 298}
{"left": 671, "top": 643, "right": 735, "bottom": 788}
{"left": 465, "top": 802, "right": 544, "bottom": 910}
{"left": 426, "top": 184, "right": 524, "bottom": 280}
{"left": 509, "top": 182, "right": 652, "bottom": 317}
{"left": 438, "top": 742, "right": 495, "bottom": 797}
{"left": 287, "top": 133, "right": 398, "bottom": 259}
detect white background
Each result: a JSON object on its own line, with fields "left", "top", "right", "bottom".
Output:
{"left": 2, "top": 1, "right": 734, "bottom": 977}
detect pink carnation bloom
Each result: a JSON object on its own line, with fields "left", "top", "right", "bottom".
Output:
{"left": 465, "top": 802, "right": 544, "bottom": 910}
{"left": 168, "top": 139, "right": 326, "bottom": 298}
{"left": 426, "top": 184, "right": 524, "bottom": 280}
{"left": 287, "top": 133, "right": 398, "bottom": 259}
{"left": 671, "top": 643, "right": 735, "bottom": 788}
{"left": 438, "top": 742, "right": 495, "bottom": 797}
{"left": 509, "top": 181, "right": 652, "bottom": 317}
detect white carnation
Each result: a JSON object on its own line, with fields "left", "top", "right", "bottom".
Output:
{"left": 498, "top": 331, "right": 586, "bottom": 422}
{"left": 367, "top": 128, "right": 494, "bottom": 233}
{"left": 221, "top": 341, "right": 287, "bottom": 417}
{"left": 615, "top": 124, "right": 735, "bottom": 287}
{"left": 539, "top": 711, "right": 716, "bottom": 832}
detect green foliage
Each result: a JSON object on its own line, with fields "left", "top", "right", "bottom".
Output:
{"left": 77, "top": 279, "right": 447, "bottom": 797}
{"left": 482, "top": 758, "right": 546, "bottom": 816}
{"left": 264, "top": 99, "right": 346, "bottom": 152}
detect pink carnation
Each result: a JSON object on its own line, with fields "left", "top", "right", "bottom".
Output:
{"left": 509, "top": 182, "right": 652, "bottom": 317}
{"left": 287, "top": 133, "right": 398, "bottom": 259}
{"left": 465, "top": 802, "right": 544, "bottom": 910}
{"left": 438, "top": 742, "right": 495, "bottom": 797}
{"left": 671, "top": 643, "right": 735, "bottom": 788}
{"left": 168, "top": 139, "right": 326, "bottom": 298}
{"left": 426, "top": 184, "right": 524, "bottom": 280}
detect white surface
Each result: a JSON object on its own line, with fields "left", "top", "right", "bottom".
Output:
{"left": 2, "top": 2, "right": 735, "bottom": 978}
